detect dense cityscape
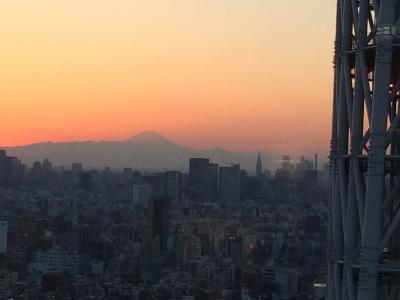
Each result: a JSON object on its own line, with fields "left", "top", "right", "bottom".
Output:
{"left": 0, "top": 150, "right": 328, "bottom": 300}
{"left": 3, "top": 0, "right": 400, "bottom": 298}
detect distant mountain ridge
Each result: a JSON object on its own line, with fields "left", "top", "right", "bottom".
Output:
{"left": 2, "top": 131, "right": 278, "bottom": 172}
{"left": 126, "top": 131, "right": 175, "bottom": 144}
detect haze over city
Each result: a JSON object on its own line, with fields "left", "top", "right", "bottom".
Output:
{"left": 1, "top": 0, "right": 374, "bottom": 298}
{"left": 1, "top": 1, "right": 335, "bottom": 154}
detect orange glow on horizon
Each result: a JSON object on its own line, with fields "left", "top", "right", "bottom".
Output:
{"left": 0, "top": 0, "right": 336, "bottom": 155}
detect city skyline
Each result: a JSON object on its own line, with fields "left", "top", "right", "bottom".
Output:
{"left": 0, "top": 147, "right": 328, "bottom": 299}
{"left": 1, "top": 1, "right": 336, "bottom": 154}
{"left": 0, "top": 1, "right": 343, "bottom": 298}
{"left": 2, "top": 130, "right": 324, "bottom": 173}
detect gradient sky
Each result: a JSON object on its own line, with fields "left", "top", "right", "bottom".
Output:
{"left": 0, "top": 1, "right": 336, "bottom": 155}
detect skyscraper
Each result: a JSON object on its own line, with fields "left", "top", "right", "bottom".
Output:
{"left": 219, "top": 164, "right": 241, "bottom": 203}
{"left": 189, "top": 158, "right": 211, "bottom": 186}
{"left": 256, "top": 153, "right": 263, "bottom": 177}
{"left": 165, "top": 171, "right": 183, "bottom": 204}
{"left": 4, "top": 157, "right": 24, "bottom": 185}
{"left": 314, "top": 153, "right": 318, "bottom": 172}
{"left": 188, "top": 158, "right": 218, "bottom": 201}
{"left": 207, "top": 163, "right": 219, "bottom": 200}
{"left": 42, "top": 159, "right": 52, "bottom": 171}
{"left": 132, "top": 183, "right": 153, "bottom": 206}
{"left": 281, "top": 155, "right": 294, "bottom": 173}
{"left": 142, "top": 173, "right": 165, "bottom": 195}
{"left": 0, "top": 150, "right": 6, "bottom": 186}
{"left": 143, "top": 196, "right": 169, "bottom": 256}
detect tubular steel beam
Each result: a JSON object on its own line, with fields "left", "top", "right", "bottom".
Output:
{"left": 329, "top": 0, "right": 400, "bottom": 299}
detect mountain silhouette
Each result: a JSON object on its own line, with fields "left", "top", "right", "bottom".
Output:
{"left": 2, "top": 132, "right": 278, "bottom": 172}
{"left": 127, "top": 131, "right": 175, "bottom": 145}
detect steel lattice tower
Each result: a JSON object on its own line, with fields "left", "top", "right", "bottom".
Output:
{"left": 329, "top": 0, "right": 400, "bottom": 299}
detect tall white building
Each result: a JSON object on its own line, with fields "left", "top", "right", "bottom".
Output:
{"left": 165, "top": 171, "right": 183, "bottom": 204}
{"left": 0, "top": 221, "right": 8, "bottom": 253}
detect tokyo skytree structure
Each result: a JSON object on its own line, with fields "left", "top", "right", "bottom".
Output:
{"left": 329, "top": 0, "right": 400, "bottom": 299}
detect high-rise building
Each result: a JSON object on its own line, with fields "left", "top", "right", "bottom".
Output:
{"left": 329, "top": 1, "right": 400, "bottom": 299}
{"left": 189, "top": 158, "right": 218, "bottom": 201}
{"left": 0, "top": 221, "right": 8, "bottom": 254}
{"left": 296, "top": 156, "right": 314, "bottom": 172}
{"left": 42, "top": 159, "right": 52, "bottom": 170}
{"left": 281, "top": 155, "right": 294, "bottom": 173}
{"left": 4, "top": 157, "right": 14, "bottom": 183}
{"left": 219, "top": 164, "right": 241, "bottom": 202}
{"left": 30, "top": 161, "right": 43, "bottom": 184}
{"left": 274, "top": 167, "right": 294, "bottom": 202}
{"left": 294, "top": 156, "right": 316, "bottom": 183}
{"left": 165, "top": 171, "right": 183, "bottom": 204}
{"left": 4, "top": 157, "right": 25, "bottom": 185}
{"left": 207, "top": 163, "right": 219, "bottom": 200}
{"left": 189, "top": 158, "right": 210, "bottom": 186}
{"left": 0, "top": 150, "right": 6, "bottom": 186}
{"left": 142, "top": 173, "right": 165, "bottom": 195}
{"left": 39, "top": 159, "right": 60, "bottom": 185}
{"left": 143, "top": 196, "right": 169, "bottom": 256}
{"left": 256, "top": 153, "right": 263, "bottom": 177}
{"left": 32, "top": 161, "right": 42, "bottom": 172}
{"left": 132, "top": 183, "right": 153, "bottom": 206}
{"left": 314, "top": 153, "right": 318, "bottom": 172}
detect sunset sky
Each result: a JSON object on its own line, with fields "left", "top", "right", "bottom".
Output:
{"left": 1, "top": 1, "right": 336, "bottom": 155}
